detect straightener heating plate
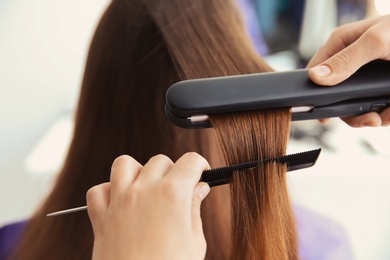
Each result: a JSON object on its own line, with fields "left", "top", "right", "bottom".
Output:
{"left": 165, "top": 60, "right": 390, "bottom": 128}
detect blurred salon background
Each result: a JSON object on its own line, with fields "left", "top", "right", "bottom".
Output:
{"left": 1, "top": 0, "right": 389, "bottom": 259}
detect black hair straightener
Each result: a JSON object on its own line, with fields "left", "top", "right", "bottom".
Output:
{"left": 165, "top": 60, "right": 390, "bottom": 128}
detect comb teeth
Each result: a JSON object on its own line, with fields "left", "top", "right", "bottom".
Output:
{"left": 200, "top": 167, "right": 231, "bottom": 187}
{"left": 200, "top": 148, "right": 321, "bottom": 187}
{"left": 45, "top": 149, "right": 321, "bottom": 217}
{"left": 279, "top": 148, "right": 321, "bottom": 171}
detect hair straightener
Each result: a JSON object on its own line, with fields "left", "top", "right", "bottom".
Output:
{"left": 165, "top": 60, "right": 390, "bottom": 128}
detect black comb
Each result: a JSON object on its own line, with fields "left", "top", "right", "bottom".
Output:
{"left": 200, "top": 148, "right": 321, "bottom": 187}
{"left": 46, "top": 149, "right": 321, "bottom": 217}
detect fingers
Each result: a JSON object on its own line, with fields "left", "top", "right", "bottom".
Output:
{"left": 308, "top": 15, "right": 390, "bottom": 86}
{"left": 166, "top": 152, "right": 210, "bottom": 189}
{"left": 191, "top": 182, "right": 210, "bottom": 232}
{"left": 307, "top": 19, "right": 374, "bottom": 68}
{"left": 109, "top": 153, "right": 209, "bottom": 201}
{"left": 110, "top": 155, "right": 142, "bottom": 198}
{"left": 319, "top": 111, "right": 390, "bottom": 127}
{"left": 170, "top": 153, "right": 210, "bottom": 233}
{"left": 138, "top": 153, "right": 210, "bottom": 233}
{"left": 308, "top": 35, "right": 381, "bottom": 86}
{"left": 135, "top": 154, "right": 174, "bottom": 183}
{"left": 307, "top": 15, "right": 390, "bottom": 128}
{"left": 380, "top": 107, "right": 390, "bottom": 126}
{"left": 342, "top": 112, "right": 382, "bottom": 127}
{"left": 89, "top": 152, "right": 210, "bottom": 226}
{"left": 342, "top": 108, "right": 390, "bottom": 127}
{"left": 87, "top": 182, "right": 111, "bottom": 229}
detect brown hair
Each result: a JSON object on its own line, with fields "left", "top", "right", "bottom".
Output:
{"left": 211, "top": 110, "right": 297, "bottom": 259}
{"left": 11, "top": 0, "right": 297, "bottom": 259}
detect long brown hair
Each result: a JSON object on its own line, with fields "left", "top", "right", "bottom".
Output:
{"left": 11, "top": 0, "right": 296, "bottom": 259}
{"left": 211, "top": 110, "right": 297, "bottom": 259}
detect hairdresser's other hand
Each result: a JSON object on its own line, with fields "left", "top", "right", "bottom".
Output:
{"left": 307, "top": 14, "right": 390, "bottom": 127}
{"left": 87, "top": 153, "right": 211, "bottom": 260}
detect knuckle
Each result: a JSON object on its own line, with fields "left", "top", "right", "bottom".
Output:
{"left": 111, "top": 155, "right": 141, "bottom": 181}
{"left": 329, "top": 27, "right": 342, "bottom": 40}
{"left": 86, "top": 186, "right": 98, "bottom": 202}
{"left": 329, "top": 25, "right": 348, "bottom": 40}
{"left": 112, "top": 154, "right": 133, "bottom": 170}
{"left": 160, "top": 180, "right": 183, "bottom": 201}
{"left": 182, "top": 152, "right": 201, "bottom": 161}
{"left": 126, "top": 183, "right": 142, "bottom": 203}
{"left": 129, "top": 181, "right": 143, "bottom": 194}
{"left": 182, "top": 152, "right": 208, "bottom": 167}
{"left": 113, "top": 154, "right": 131, "bottom": 164}
{"left": 149, "top": 154, "right": 173, "bottom": 165}
{"left": 151, "top": 154, "right": 168, "bottom": 160}
{"left": 365, "top": 29, "right": 386, "bottom": 52}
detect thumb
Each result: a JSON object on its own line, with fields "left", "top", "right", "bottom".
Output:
{"left": 191, "top": 182, "right": 210, "bottom": 231}
{"left": 309, "top": 36, "right": 377, "bottom": 86}
{"left": 86, "top": 183, "right": 111, "bottom": 234}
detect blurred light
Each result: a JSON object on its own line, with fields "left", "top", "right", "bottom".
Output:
{"left": 375, "top": 0, "right": 390, "bottom": 15}
{"left": 24, "top": 115, "right": 73, "bottom": 176}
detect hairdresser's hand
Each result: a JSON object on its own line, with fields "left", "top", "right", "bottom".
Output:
{"left": 307, "top": 14, "right": 390, "bottom": 127}
{"left": 87, "top": 153, "right": 211, "bottom": 260}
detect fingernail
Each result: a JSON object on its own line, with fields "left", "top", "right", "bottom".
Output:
{"left": 199, "top": 184, "right": 210, "bottom": 200}
{"left": 311, "top": 65, "right": 331, "bottom": 77}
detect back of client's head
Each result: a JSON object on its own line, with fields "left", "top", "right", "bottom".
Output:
{"left": 11, "top": 0, "right": 296, "bottom": 259}
{"left": 11, "top": 1, "right": 212, "bottom": 259}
